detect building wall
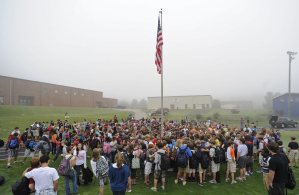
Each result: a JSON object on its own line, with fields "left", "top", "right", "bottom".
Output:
{"left": 148, "top": 95, "right": 212, "bottom": 109}
{"left": 273, "top": 94, "right": 299, "bottom": 117}
{"left": 0, "top": 76, "right": 117, "bottom": 108}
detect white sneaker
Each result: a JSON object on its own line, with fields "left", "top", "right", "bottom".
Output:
{"left": 21, "top": 161, "right": 25, "bottom": 164}
{"left": 236, "top": 177, "right": 243, "bottom": 181}
{"left": 161, "top": 186, "right": 165, "bottom": 190}
{"left": 14, "top": 161, "right": 18, "bottom": 163}
{"left": 245, "top": 172, "right": 250, "bottom": 176}
{"left": 179, "top": 177, "right": 184, "bottom": 181}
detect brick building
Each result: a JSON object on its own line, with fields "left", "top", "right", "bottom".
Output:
{"left": 0, "top": 75, "right": 117, "bottom": 108}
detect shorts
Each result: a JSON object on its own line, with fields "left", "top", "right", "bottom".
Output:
{"left": 24, "top": 149, "right": 34, "bottom": 157}
{"left": 154, "top": 170, "right": 166, "bottom": 179}
{"left": 211, "top": 161, "right": 220, "bottom": 173}
{"left": 263, "top": 173, "right": 269, "bottom": 190}
{"left": 189, "top": 168, "right": 196, "bottom": 174}
{"left": 32, "top": 130, "right": 39, "bottom": 137}
{"left": 8, "top": 148, "right": 19, "bottom": 158}
{"left": 178, "top": 161, "right": 189, "bottom": 173}
{"left": 144, "top": 162, "right": 152, "bottom": 175}
{"left": 198, "top": 163, "right": 206, "bottom": 173}
{"left": 35, "top": 189, "right": 57, "bottom": 195}
{"left": 238, "top": 156, "right": 247, "bottom": 169}
{"left": 98, "top": 175, "right": 106, "bottom": 188}
{"left": 227, "top": 159, "right": 236, "bottom": 173}
{"left": 268, "top": 182, "right": 285, "bottom": 195}
{"left": 289, "top": 150, "right": 298, "bottom": 160}
{"left": 253, "top": 145, "right": 257, "bottom": 153}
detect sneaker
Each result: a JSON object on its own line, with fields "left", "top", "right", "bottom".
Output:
{"left": 21, "top": 161, "right": 25, "bottom": 164}
{"left": 197, "top": 182, "right": 203, "bottom": 186}
{"left": 179, "top": 177, "right": 184, "bottom": 181}
{"left": 242, "top": 177, "right": 246, "bottom": 181}
{"left": 209, "top": 180, "right": 217, "bottom": 184}
{"left": 192, "top": 180, "right": 195, "bottom": 182}
{"left": 256, "top": 170, "right": 262, "bottom": 173}
{"left": 236, "top": 177, "right": 243, "bottom": 181}
{"left": 14, "top": 161, "right": 18, "bottom": 163}
{"left": 161, "top": 186, "right": 165, "bottom": 190}
{"left": 225, "top": 178, "right": 230, "bottom": 182}
{"left": 293, "top": 166, "right": 298, "bottom": 168}
{"left": 250, "top": 171, "right": 253, "bottom": 174}
{"left": 150, "top": 187, "right": 157, "bottom": 192}
{"left": 126, "top": 189, "right": 132, "bottom": 193}
{"left": 202, "top": 180, "right": 206, "bottom": 183}
{"left": 174, "top": 179, "right": 178, "bottom": 184}
{"left": 183, "top": 181, "right": 186, "bottom": 185}
{"left": 6, "top": 164, "right": 11, "bottom": 168}
{"left": 187, "top": 180, "right": 191, "bottom": 183}
{"left": 52, "top": 160, "right": 55, "bottom": 162}
{"left": 245, "top": 172, "right": 250, "bottom": 176}
{"left": 231, "top": 181, "right": 237, "bottom": 184}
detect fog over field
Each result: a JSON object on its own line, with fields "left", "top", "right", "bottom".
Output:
{"left": 0, "top": 0, "right": 299, "bottom": 108}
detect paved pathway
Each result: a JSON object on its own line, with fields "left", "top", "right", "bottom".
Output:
{"left": 114, "top": 109, "right": 148, "bottom": 120}
{"left": 0, "top": 146, "right": 26, "bottom": 161}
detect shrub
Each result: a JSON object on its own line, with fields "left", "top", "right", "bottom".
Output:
{"left": 213, "top": 112, "right": 221, "bottom": 119}
{"left": 207, "top": 116, "right": 212, "bottom": 120}
{"left": 195, "top": 114, "right": 203, "bottom": 120}
{"left": 245, "top": 116, "right": 250, "bottom": 120}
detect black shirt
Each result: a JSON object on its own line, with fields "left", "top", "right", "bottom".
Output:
{"left": 288, "top": 142, "right": 299, "bottom": 150}
{"left": 269, "top": 153, "right": 289, "bottom": 183}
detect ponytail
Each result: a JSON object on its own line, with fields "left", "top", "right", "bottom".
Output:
{"left": 115, "top": 153, "right": 124, "bottom": 169}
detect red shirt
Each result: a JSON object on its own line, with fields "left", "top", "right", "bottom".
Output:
{"left": 7, "top": 136, "right": 21, "bottom": 145}
{"left": 153, "top": 138, "right": 157, "bottom": 145}
{"left": 73, "top": 139, "right": 79, "bottom": 147}
{"left": 28, "top": 168, "right": 36, "bottom": 184}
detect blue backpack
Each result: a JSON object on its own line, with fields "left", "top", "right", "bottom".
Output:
{"left": 28, "top": 141, "right": 37, "bottom": 152}
{"left": 9, "top": 138, "right": 19, "bottom": 149}
{"left": 167, "top": 144, "right": 173, "bottom": 153}
{"left": 177, "top": 147, "right": 188, "bottom": 168}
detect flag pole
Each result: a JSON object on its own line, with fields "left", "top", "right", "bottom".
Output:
{"left": 160, "top": 8, "right": 163, "bottom": 137}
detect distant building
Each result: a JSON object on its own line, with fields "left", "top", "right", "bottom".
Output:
{"left": 147, "top": 95, "right": 212, "bottom": 110}
{"left": 0, "top": 75, "right": 117, "bottom": 108}
{"left": 272, "top": 93, "right": 299, "bottom": 117}
{"left": 221, "top": 101, "right": 253, "bottom": 110}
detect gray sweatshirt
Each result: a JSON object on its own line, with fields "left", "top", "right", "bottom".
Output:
{"left": 154, "top": 149, "right": 166, "bottom": 170}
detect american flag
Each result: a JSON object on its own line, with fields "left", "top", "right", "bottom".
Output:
{"left": 155, "top": 17, "right": 163, "bottom": 74}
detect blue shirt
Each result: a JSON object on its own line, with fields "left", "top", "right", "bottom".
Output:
{"left": 108, "top": 164, "right": 130, "bottom": 191}
{"left": 177, "top": 145, "right": 192, "bottom": 160}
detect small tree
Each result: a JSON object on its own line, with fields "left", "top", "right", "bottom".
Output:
{"left": 212, "top": 99, "right": 221, "bottom": 109}
{"left": 213, "top": 112, "right": 221, "bottom": 119}
{"left": 131, "top": 99, "right": 138, "bottom": 108}
{"left": 195, "top": 114, "right": 203, "bottom": 120}
{"left": 138, "top": 98, "right": 148, "bottom": 108}
{"left": 207, "top": 116, "right": 212, "bottom": 120}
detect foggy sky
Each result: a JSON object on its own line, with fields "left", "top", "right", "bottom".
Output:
{"left": 1, "top": 0, "right": 299, "bottom": 108}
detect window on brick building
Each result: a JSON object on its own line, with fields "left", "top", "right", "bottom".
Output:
{"left": 55, "top": 90, "right": 58, "bottom": 93}
{"left": 65, "top": 91, "right": 68, "bottom": 94}
{"left": 74, "top": 92, "right": 76, "bottom": 95}
{"left": 82, "top": 93, "right": 84, "bottom": 96}
{"left": 0, "top": 97, "right": 3, "bottom": 105}
{"left": 44, "top": 88, "right": 47, "bottom": 92}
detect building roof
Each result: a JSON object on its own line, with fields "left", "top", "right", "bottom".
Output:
{"left": 272, "top": 93, "right": 299, "bottom": 100}
{"left": 147, "top": 95, "right": 212, "bottom": 98}
{"left": 0, "top": 75, "right": 103, "bottom": 93}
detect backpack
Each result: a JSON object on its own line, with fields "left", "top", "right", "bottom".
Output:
{"left": 28, "top": 141, "right": 37, "bottom": 152}
{"left": 11, "top": 169, "right": 31, "bottom": 195}
{"left": 0, "top": 176, "right": 4, "bottom": 186}
{"left": 41, "top": 141, "right": 50, "bottom": 154}
{"left": 82, "top": 167, "right": 93, "bottom": 184}
{"left": 159, "top": 152, "right": 170, "bottom": 170}
{"left": 103, "top": 143, "right": 111, "bottom": 155}
{"left": 279, "top": 147, "right": 285, "bottom": 154}
{"left": 201, "top": 153, "right": 210, "bottom": 169}
{"left": 8, "top": 138, "right": 19, "bottom": 149}
{"left": 58, "top": 155, "right": 73, "bottom": 176}
{"left": 189, "top": 154, "right": 198, "bottom": 169}
{"left": 171, "top": 147, "right": 178, "bottom": 160}
{"left": 96, "top": 156, "right": 109, "bottom": 177}
{"left": 122, "top": 151, "right": 130, "bottom": 168}
{"left": 177, "top": 147, "right": 188, "bottom": 168}
{"left": 167, "top": 144, "right": 173, "bottom": 153}
{"left": 139, "top": 152, "right": 146, "bottom": 169}
{"left": 284, "top": 155, "right": 296, "bottom": 190}
{"left": 21, "top": 132, "right": 27, "bottom": 141}
{"left": 245, "top": 142, "right": 253, "bottom": 156}
{"left": 0, "top": 139, "right": 4, "bottom": 147}
{"left": 213, "top": 147, "right": 223, "bottom": 164}
{"left": 65, "top": 132, "right": 70, "bottom": 139}
{"left": 31, "top": 124, "right": 37, "bottom": 130}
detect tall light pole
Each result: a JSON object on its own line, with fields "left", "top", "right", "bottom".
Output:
{"left": 287, "top": 51, "right": 297, "bottom": 117}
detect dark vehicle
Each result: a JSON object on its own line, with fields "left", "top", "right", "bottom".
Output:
{"left": 149, "top": 108, "right": 170, "bottom": 116}
{"left": 109, "top": 105, "right": 127, "bottom": 109}
{"left": 269, "top": 115, "right": 298, "bottom": 128}
{"left": 231, "top": 109, "right": 240, "bottom": 114}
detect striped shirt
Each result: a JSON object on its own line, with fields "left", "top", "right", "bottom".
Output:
{"left": 262, "top": 156, "right": 270, "bottom": 174}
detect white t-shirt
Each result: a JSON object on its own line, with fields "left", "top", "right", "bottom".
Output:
{"left": 25, "top": 167, "right": 59, "bottom": 191}
{"left": 73, "top": 150, "right": 87, "bottom": 167}
{"left": 11, "top": 130, "right": 20, "bottom": 137}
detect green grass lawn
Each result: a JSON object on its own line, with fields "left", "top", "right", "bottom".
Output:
{"left": 0, "top": 131, "right": 299, "bottom": 195}
{"left": 0, "top": 106, "right": 133, "bottom": 140}
{"left": 142, "top": 109, "right": 299, "bottom": 127}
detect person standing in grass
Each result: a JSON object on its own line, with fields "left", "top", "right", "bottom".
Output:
{"left": 209, "top": 140, "right": 219, "bottom": 184}
{"left": 64, "top": 146, "right": 78, "bottom": 195}
{"left": 73, "top": 142, "right": 87, "bottom": 186}
{"left": 151, "top": 142, "right": 166, "bottom": 192}
{"left": 24, "top": 155, "right": 59, "bottom": 195}
{"left": 226, "top": 141, "right": 237, "bottom": 184}
{"left": 175, "top": 139, "right": 192, "bottom": 185}
{"left": 108, "top": 153, "right": 131, "bottom": 195}
{"left": 21, "top": 136, "right": 35, "bottom": 163}
{"left": 288, "top": 136, "right": 299, "bottom": 168}
{"left": 260, "top": 148, "right": 270, "bottom": 191}
{"left": 6, "top": 132, "right": 23, "bottom": 168}
{"left": 236, "top": 138, "right": 248, "bottom": 181}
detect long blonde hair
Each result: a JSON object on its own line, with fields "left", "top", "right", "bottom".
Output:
{"left": 115, "top": 153, "right": 124, "bottom": 169}
{"left": 92, "top": 148, "right": 100, "bottom": 162}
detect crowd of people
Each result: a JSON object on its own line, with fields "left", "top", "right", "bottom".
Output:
{"left": 4, "top": 115, "right": 299, "bottom": 195}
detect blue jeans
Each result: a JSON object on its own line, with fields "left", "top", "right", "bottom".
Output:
{"left": 75, "top": 164, "right": 84, "bottom": 186}
{"left": 53, "top": 147, "right": 62, "bottom": 162}
{"left": 65, "top": 169, "right": 78, "bottom": 195}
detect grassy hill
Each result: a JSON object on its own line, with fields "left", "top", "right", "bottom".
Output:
{"left": 0, "top": 106, "right": 133, "bottom": 140}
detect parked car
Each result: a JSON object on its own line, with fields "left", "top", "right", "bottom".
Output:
{"left": 109, "top": 105, "right": 126, "bottom": 109}
{"left": 269, "top": 115, "right": 298, "bottom": 128}
{"left": 231, "top": 109, "right": 240, "bottom": 114}
{"left": 149, "top": 108, "right": 170, "bottom": 116}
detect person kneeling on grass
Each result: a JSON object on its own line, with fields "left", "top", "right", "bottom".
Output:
{"left": 151, "top": 142, "right": 166, "bottom": 192}
{"left": 225, "top": 141, "right": 237, "bottom": 184}
{"left": 108, "top": 153, "right": 131, "bottom": 195}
